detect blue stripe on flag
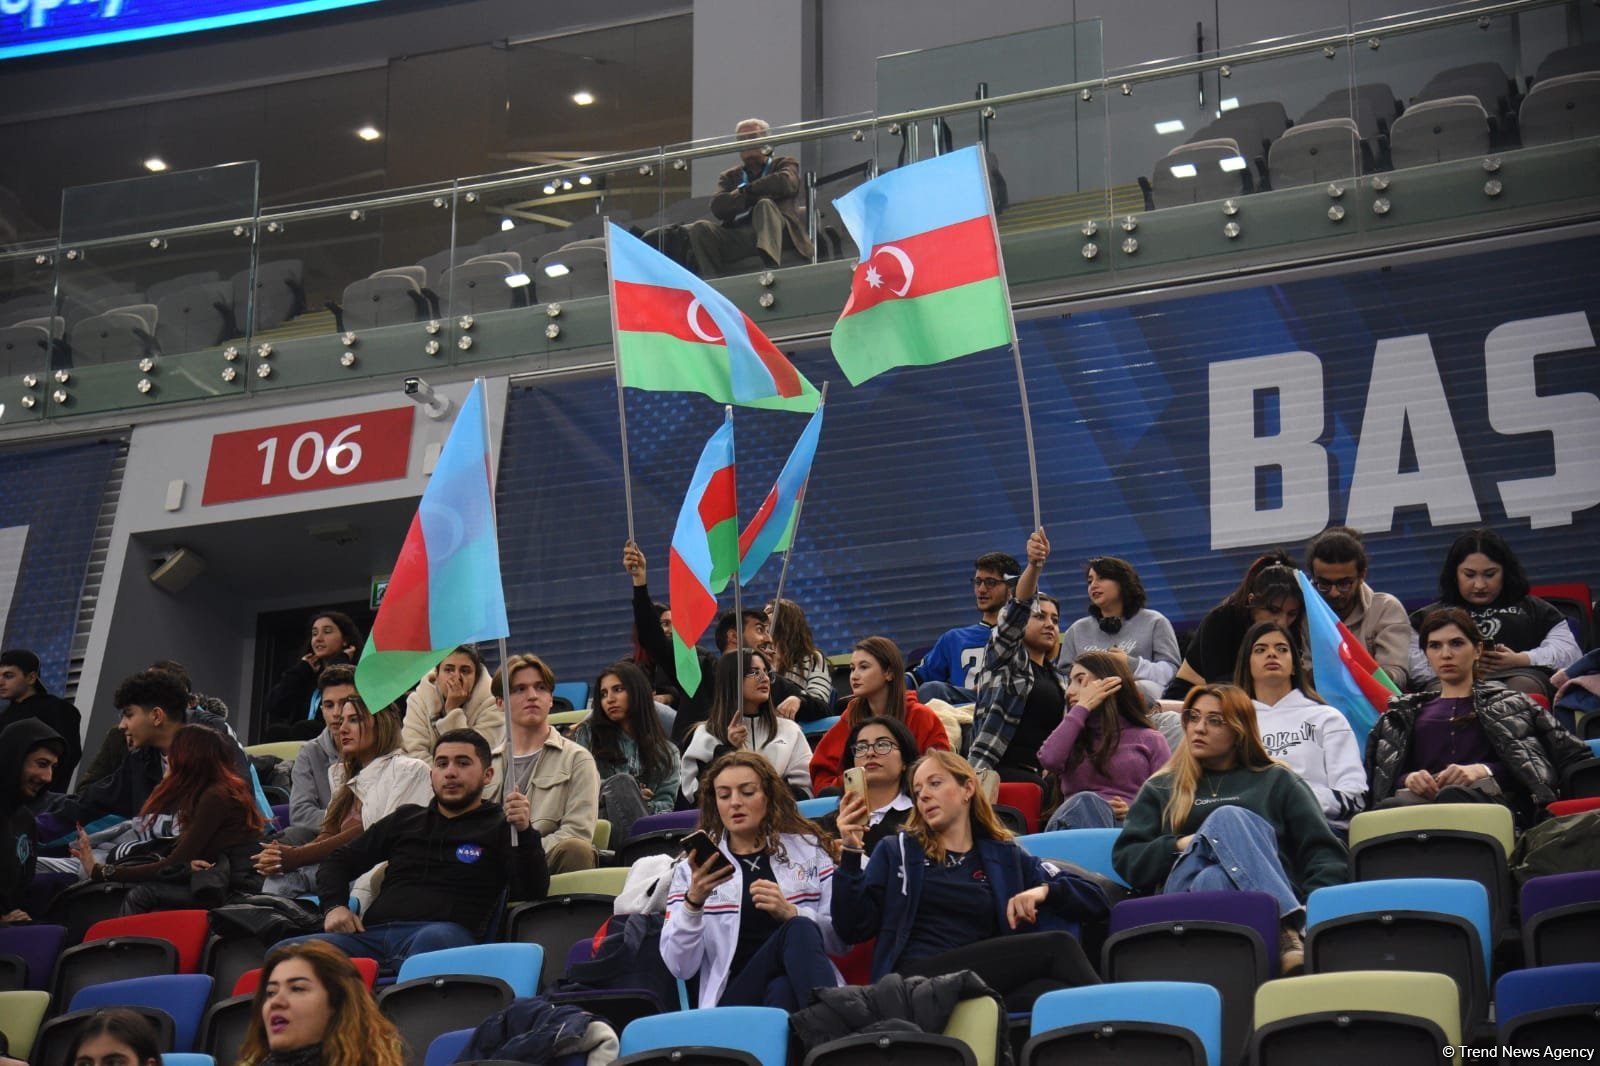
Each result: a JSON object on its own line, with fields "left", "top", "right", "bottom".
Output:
{"left": 671, "top": 420, "right": 737, "bottom": 588}
{"left": 739, "top": 403, "right": 823, "bottom": 584}
{"left": 1295, "top": 570, "right": 1379, "bottom": 751}
{"left": 833, "top": 146, "right": 991, "bottom": 261}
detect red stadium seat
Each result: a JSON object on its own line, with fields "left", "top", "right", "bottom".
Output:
{"left": 998, "top": 782, "right": 1043, "bottom": 834}
{"left": 1547, "top": 797, "right": 1600, "bottom": 818}
{"left": 83, "top": 911, "right": 210, "bottom": 973}
{"left": 232, "top": 956, "right": 378, "bottom": 996}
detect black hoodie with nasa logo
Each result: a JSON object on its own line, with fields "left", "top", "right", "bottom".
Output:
{"left": 1, "top": 719, "right": 65, "bottom": 913}
{"left": 316, "top": 799, "right": 549, "bottom": 938}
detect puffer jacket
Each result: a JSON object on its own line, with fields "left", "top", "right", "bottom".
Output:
{"left": 401, "top": 666, "right": 504, "bottom": 759}
{"left": 1367, "top": 682, "right": 1591, "bottom": 811}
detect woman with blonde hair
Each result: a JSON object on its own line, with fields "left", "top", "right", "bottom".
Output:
{"left": 832, "top": 749, "right": 1107, "bottom": 1010}
{"left": 1113, "top": 684, "right": 1348, "bottom": 972}
{"left": 662, "top": 751, "right": 844, "bottom": 1010}
{"left": 238, "top": 939, "right": 404, "bottom": 1066}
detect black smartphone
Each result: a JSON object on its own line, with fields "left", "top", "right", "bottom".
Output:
{"left": 682, "top": 829, "right": 732, "bottom": 872}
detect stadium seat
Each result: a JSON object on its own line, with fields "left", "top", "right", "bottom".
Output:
{"left": 1267, "top": 119, "right": 1363, "bottom": 188}
{"left": 593, "top": 819, "right": 613, "bottom": 850}
{"left": 439, "top": 260, "right": 529, "bottom": 317}
{"left": 397, "top": 943, "right": 541, "bottom": 999}
{"left": 0, "top": 954, "right": 22, "bottom": 993}
{"left": 629, "top": 810, "right": 699, "bottom": 836}
{"left": 1416, "top": 62, "right": 1515, "bottom": 119}
{"left": 417, "top": 244, "right": 485, "bottom": 291}
{"left": 34, "top": 1005, "right": 176, "bottom": 1064}
{"left": 1547, "top": 795, "right": 1600, "bottom": 816}
{"left": 231, "top": 260, "right": 304, "bottom": 332}
{"left": 155, "top": 281, "right": 233, "bottom": 353}
{"left": 553, "top": 680, "right": 590, "bottom": 709}
{"left": 1023, "top": 981, "right": 1221, "bottom": 1066}
{"left": 618, "top": 829, "right": 691, "bottom": 867}
{"left": 1194, "top": 101, "right": 1291, "bottom": 162}
{"left": 1521, "top": 870, "right": 1600, "bottom": 967}
{"left": 335, "top": 273, "right": 429, "bottom": 332}
{"left": 535, "top": 242, "right": 609, "bottom": 301}
{"left": 549, "top": 988, "right": 667, "bottom": 1035}
{"left": 1564, "top": 756, "right": 1600, "bottom": 799}
{"left": 245, "top": 740, "right": 305, "bottom": 761}
{"left": 1388, "top": 96, "right": 1491, "bottom": 168}
{"left": 1249, "top": 970, "right": 1458, "bottom": 1065}
{"left": 547, "top": 867, "right": 629, "bottom": 897}
{"left": 69, "top": 309, "right": 155, "bottom": 365}
{"left": 1299, "top": 82, "right": 1400, "bottom": 143}
{"left": 0, "top": 990, "right": 50, "bottom": 1062}
{"left": 1346, "top": 803, "right": 1513, "bottom": 934}
{"left": 997, "top": 783, "right": 1043, "bottom": 834}
{"left": 1017, "top": 829, "right": 1128, "bottom": 887}
{"left": 548, "top": 708, "right": 588, "bottom": 729}
{"left": 162, "top": 1054, "right": 216, "bottom": 1066}
{"left": 53, "top": 926, "right": 180, "bottom": 1011}
{"left": 40, "top": 880, "right": 127, "bottom": 945}
{"left": 0, "top": 925, "right": 65, "bottom": 993}
{"left": 1305, "top": 877, "right": 1490, "bottom": 1031}
{"left": 199, "top": 994, "right": 252, "bottom": 1066}
{"left": 1530, "top": 581, "right": 1596, "bottom": 648}
{"left": 1103, "top": 891, "right": 1278, "bottom": 1066}
{"left": 71, "top": 973, "right": 212, "bottom": 1051}
{"left": 801, "top": 715, "right": 841, "bottom": 739}
{"left": 1142, "top": 138, "right": 1252, "bottom": 210}
{"left": 375, "top": 944, "right": 537, "bottom": 1058}
{"left": 617, "top": 1005, "right": 792, "bottom": 1065}
{"left": 1495, "top": 962, "right": 1600, "bottom": 1048}
{"left": 425, "top": 1027, "right": 475, "bottom": 1066}
{"left": 87, "top": 910, "right": 210, "bottom": 972}
{"left": 801, "top": 996, "right": 1001, "bottom": 1065}
{"left": 232, "top": 956, "right": 379, "bottom": 995}
{"left": 798, "top": 796, "right": 840, "bottom": 819}
{"left": 0, "top": 318, "right": 61, "bottom": 375}
{"left": 506, "top": 894, "right": 616, "bottom": 988}
{"left": 1535, "top": 41, "right": 1600, "bottom": 82}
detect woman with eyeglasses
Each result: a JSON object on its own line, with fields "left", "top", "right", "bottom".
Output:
{"left": 818, "top": 716, "right": 920, "bottom": 854}
{"left": 1162, "top": 552, "right": 1303, "bottom": 701}
{"left": 809, "top": 636, "right": 951, "bottom": 795}
{"left": 1113, "top": 684, "right": 1348, "bottom": 974}
{"left": 681, "top": 650, "right": 814, "bottom": 802}
{"left": 1057, "top": 556, "right": 1181, "bottom": 706}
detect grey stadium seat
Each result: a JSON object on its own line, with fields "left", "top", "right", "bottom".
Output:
{"left": 1519, "top": 71, "right": 1600, "bottom": 146}
{"left": 0, "top": 316, "right": 61, "bottom": 374}
{"left": 69, "top": 310, "right": 155, "bottom": 365}
{"left": 1300, "top": 83, "right": 1399, "bottom": 143}
{"left": 1388, "top": 95, "right": 1490, "bottom": 168}
{"left": 1144, "top": 137, "right": 1252, "bottom": 209}
{"left": 146, "top": 271, "right": 221, "bottom": 304}
{"left": 1417, "top": 62, "right": 1514, "bottom": 117}
{"left": 1267, "top": 118, "right": 1362, "bottom": 187}
{"left": 337, "top": 273, "right": 429, "bottom": 331}
{"left": 416, "top": 244, "right": 484, "bottom": 292}
{"left": 1198, "top": 101, "right": 1291, "bottom": 158}
{"left": 155, "top": 282, "right": 233, "bottom": 353}
{"left": 535, "top": 241, "right": 609, "bottom": 301}
{"left": 1535, "top": 42, "right": 1600, "bottom": 83}
{"left": 231, "top": 260, "right": 304, "bottom": 332}
{"left": 438, "top": 259, "right": 530, "bottom": 316}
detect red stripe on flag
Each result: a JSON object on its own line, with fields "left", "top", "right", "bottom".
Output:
{"left": 841, "top": 216, "right": 999, "bottom": 319}
{"left": 740, "top": 486, "right": 781, "bottom": 555}
{"left": 698, "top": 465, "right": 737, "bottom": 532}
{"left": 370, "top": 513, "right": 432, "bottom": 651}
{"left": 668, "top": 547, "right": 720, "bottom": 642}
{"left": 614, "top": 281, "right": 713, "bottom": 344}
{"left": 743, "top": 312, "right": 803, "bottom": 398}
{"left": 1335, "top": 621, "right": 1395, "bottom": 716}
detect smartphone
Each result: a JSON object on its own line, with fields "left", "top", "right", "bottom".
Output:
{"left": 681, "top": 829, "right": 732, "bottom": 873}
{"left": 842, "top": 767, "right": 868, "bottom": 802}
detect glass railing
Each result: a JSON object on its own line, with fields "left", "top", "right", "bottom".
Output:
{"left": 4, "top": 0, "right": 1596, "bottom": 427}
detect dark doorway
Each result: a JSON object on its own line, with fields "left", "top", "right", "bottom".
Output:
{"left": 251, "top": 599, "right": 374, "bottom": 743}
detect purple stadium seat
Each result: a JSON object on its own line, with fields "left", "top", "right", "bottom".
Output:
{"left": 0, "top": 924, "right": 66, "bottom": 992}
{"left": 1108, "top": 890, "right": 1282, "bottom": 974}
{"left": 1521, "top": 870, "right": 1600, "bottom": 967}
{"left": 628, "top": 810, "right": 698, "bottom": 836}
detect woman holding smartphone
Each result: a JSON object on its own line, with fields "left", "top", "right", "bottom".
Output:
{"left": 680, "top": 650, "right": 814, "bottom": 802}
{"left": 662, "top": 751, "right": 844, "bottom": 1010}
{"left": 820, "top": 715, "right": 920, "bottom": 854}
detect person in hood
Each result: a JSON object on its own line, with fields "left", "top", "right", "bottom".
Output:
{"left": 1233, "top": 621, "right": 1367, "bottom": 831}
{"left": 0, "top": 648, "right": 81, "bottom": 791}
{"left": 401, "top": 645, "right": 503, "bottom": 760}
{"left": 810, "top": 637, "right": 949, "bottom": 794}
{"left": 1, "top": 718, "right": 63, "bottom": 923}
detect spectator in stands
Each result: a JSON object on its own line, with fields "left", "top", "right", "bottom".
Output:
{"left": 0, "top": 648, "right": 81, "bottom": 790}
{"left": 1056, "top": 556, "right": 1182, "bottom": 705}
{"left": 401, "top": 645, "right": 503, "bottom": 759}
{"left": 485, "top": 653, "right": 600, "bottom": 874}
{"left": 717, "top": 608, "right": 772, "bottom": 656}
{"left": 908, "top": 550, "right": 1020, "bottom": 706}
{"left": 766, "top": 598, "right": 834, "bottom": 721}
{"left": 283, "top": 729, "right": 548, "bottom": 971}
{"left": 623, "top": 541, "right": 712, "bottom": 743}
{"left": 263, "top": 611, "right": 362, "bottom": 742}
{"left": 573, "top": 661, "right": 682, "bottom": 837}
{"left": 682, "top": 650, "right": 813, "bottom": 802}
{"left": 663, "top": 751, "right": 844, "bottom": 1009}
{"left": 1163, "top": 552, "right": 1303, "bottom": 701}
{"left": 1303, "top": 527, "right": 1411, "bottom": 688}
{"left": 810, "top": 637, "right": 949, "bottom": 794}
{"left": 968, "top": 529, "right": 1069, "bottom": 787}
{"left": 1233, "top": 621, "right": 1366, "bottom": 832}
{"left": 70, "top": 724, "right": 266, "bottom": 913}
{"left": 60, "top": 1008, "right": 164, "bottom": 1066}
{"left": 238, "top": 939, "right": 404, "bottom": 1066}
{"left": 686, "top": 118, "right": 814, "bottom": 278}
{"left": 1408, "top": 528, "right": 1579, "bottom": 697}
{"left": 256, "top": 697, "right": 432, "bottom": 901}
{"left": 817, "top": 716, "right": 919, "bottom": 853}
{"left": 1, "top": 719, "right": 62, "bottom": 925}
{"left": 833, "top": 749, "right": 1108, "bottom": 1010}
{"left": 1039, "top": 651, "right": 1171, "bottom": 831}
{"left": 1113, "top": 684, "right": 1348, "bottom": 974}
{"left": 1370, "top": 608, "right": 1589, "bottom": 825}
{"left": 288, "top": 665, "right": 356, "bottom": 833}
{"left": 79, "top": 658, "right": 233, "bottom": 790}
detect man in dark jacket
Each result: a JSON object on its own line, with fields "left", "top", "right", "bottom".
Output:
{"left": 685, "top": 118, "right": 814, "bottom": 277}
{"left": 291, "top": 729, "right": 549, "bottom": 971}
{"left": 0, "top": 649, "right": 81, "bottom": 791}
{"left": 1, "top": 718, "right": 64, "bottom": 923}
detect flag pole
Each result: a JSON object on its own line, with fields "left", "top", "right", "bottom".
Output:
{"left": 976, "top": 158, "right": 1042, "bottom": 531}
{"left": 475, "top": 375, "right": 521, "bottom": 843}
{"left": 771, "top": 381, "right": 828, "bottom": 617}
{"left": 726, "top": 406, "right": 745, "bottom": 695}
{"left": 603, "top": 219, "right": 638, "bottom": 543}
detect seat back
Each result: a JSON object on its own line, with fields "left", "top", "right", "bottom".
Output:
{"left": 340, "top": 274, "right": 424, "bottom": 331}
{"left": 1417, "top": 61, "right": 1512, "bottom": 115}
{"left": 798, "top": 795, "right": 841, "bottom": 819}
{"left": 69, "top": 310, "right": 152, "bottom": 365}
{"left": 0, "top": 990, "right": 50, "bottom": 1061}
{"left": 506, "top": 896, "right": 613, "bottom": 988}
{"left": 70, "top": 973, "right": 213, "bottom": 1052}
{"left": 1251, "top": 971, "right": 1458, "bottom": 1064}
{"left": 397, "top": 943, "right": 543, "bottom": 1000}
{"left": 154, "top": 281, "right": 232, "bottom": 353}
{"left": 425, "top": 1027, "right": 475, "bottom": 1066}
{"left": 629, "top": 810, "right": 699, "bottom": 836}
{"left": 620, "top": 1005, "right": 790, "bottom": 1063}
{"left": 618, "top": 829, "right": 691, "bottom": 868}
{"left": 1267, "top": 119, "right": 1362, "bottom": 188}
{"left": 1347, "top": 804, "right": 1512, "bottom": 933}
{"left": 1389, "top": 95, "right": 1490, "bottom": 167}
{"left": 1017, "top": 829, "right": 1128, "bottom": 887}
{"left": 1521, "top": 870, "right": 1600, "bottom": 966}
{"left": 0, "top": 925, "right": 65, "bottom": 993}
{"left": 547, "top": 867, "right": 630, "bottom": 897}
{"left": 35, "top": 1005, "right": 176, "bottom": 1065}
{"left": 86, "top": 910, "right": 211, "bottom": 972}
{"left": 553, "top": 680, "right": 590, "bottom": 709}
{"left": 200, "top": 994, "right": 253, "bottom": 1066}
{"left": 53, "top": 937, "right": 179, "bottom": 1010}
{"left": 943, "top": 995, "right": 1001, "bottom": 1066}
{"left": 1495, "top": 962, "right": 1600, "bottom": 1048}
{"left": 1149, "top": 139, "right": 1250, "bottom": 208}
{"left": 997, "top": 783, "right": 1043, "bottom": 833}
{"left": 1536, "top": 41, "right": 1600, "bottom": 81}
{"left": 1028, "top": 982, "right": 1221, "bottom": 1066}
{"left": 161, "top": 1054, "right": 216, "bottom": 1065}
{"left": 376, "top": 975, "right": 514, "bottom": 1064}
{"left": 439, "top": 261, "right": 528, "bottom": 316}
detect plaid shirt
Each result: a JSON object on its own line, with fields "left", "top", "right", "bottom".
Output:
{"left": 968, "top": 596, "right": 1069, "bottom": 772}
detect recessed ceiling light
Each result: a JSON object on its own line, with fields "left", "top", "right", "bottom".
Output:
{"left": 544, "top": 262, "right": 570, "bottom": 278}
{"left": 357, "top": 125, "right": 382, "bottom": 141}
{"left": 577, "top": 174, "right": 592, "bottom": 186}
{"left": 561, "top": 179, "right": 573, "bottom": 191}
{"left": 144, "top": 157, "right": 168, "bottom": 173}
{"left": 571, "top": 90, "right": 595, "bottom": 106}
{"left": 1154, "top": 119, "right": 1185, "bottom": 135}
{"left": 543, "top": 183, "right": 558, "bottom": 195}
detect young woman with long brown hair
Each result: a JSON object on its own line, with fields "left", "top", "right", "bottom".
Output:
{"left": 680, "top": 649, "right": 813, "bottom": 802}
{"left": 237, "top": 939, "right": 404, "bottom": 1066}
{"left": 809, "top": 636, "right": 949, "bottom": 794}
{"left": 70, "top": 723, "right": 266, "bottom": 913}
{"left": 1112, "top": 684, "right": 1348, "bottom": 972}
{"left": 832, "top": 749, "right": 1108, "bottom": 1011}
{"left": 662, "top": 751, "right": 844, "bottom": 1010}
{"left": 765, "top": 597, "right": 835, "bottom": 721}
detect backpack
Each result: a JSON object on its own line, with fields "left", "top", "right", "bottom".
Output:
{"left": 1510, "top": 810, "right": 1600, "bottom": 884}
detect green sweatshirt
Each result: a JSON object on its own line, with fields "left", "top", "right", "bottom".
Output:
{"left": 1112, "top": 763, "right": 1349, "bottom": 901}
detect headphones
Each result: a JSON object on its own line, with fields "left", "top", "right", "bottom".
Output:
{"left": 1096, "top": 616, "right": 1124, "bottom": 635}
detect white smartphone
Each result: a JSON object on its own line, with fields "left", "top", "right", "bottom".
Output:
{"left": 842, "top": 766, "right": 868, "bottom": 802}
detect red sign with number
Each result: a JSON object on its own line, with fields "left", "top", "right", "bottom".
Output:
{"left": 202, "top": 407, "right": 415, "bottom": 505}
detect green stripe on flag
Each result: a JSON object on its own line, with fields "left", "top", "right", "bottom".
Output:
{"left": 707, "top": 515, "right": 740, "bottom": 591}
{"left": 354, "top": 646, "right": 456, "bottom": 712}
{"left": 831, "top": 277, "right": 1012, "bottom": 386}
{"left": 673, "top": 632, "right": 702, "bottom": 696}
{"left": 773, "top": 505, "right": 801, "bottom": 554}
{"left": 617, "top": 332, "right": 820, "bottom": 412}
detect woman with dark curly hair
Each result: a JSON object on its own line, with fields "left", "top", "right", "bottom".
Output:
{"left": 1163, "top": 552, "right": 1303, "bottom": 701}
{"left": 238, "top": 939, "right": 404, "bottom": 1066}
{"left": 1057, "top": 556, "right": 1181, "bottom": 704}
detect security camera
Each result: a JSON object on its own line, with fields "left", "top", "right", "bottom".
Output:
{"left": 403, "top": 376, "right": 451, "bottom": 419}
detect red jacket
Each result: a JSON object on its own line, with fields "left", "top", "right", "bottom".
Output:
{"left": 810, "top": 692, "right": 951, "bottom": 794}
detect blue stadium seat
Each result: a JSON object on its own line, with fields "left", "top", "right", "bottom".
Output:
{"left": 397, "top": 943, "right": 543, "bottom": 999}
{"left": 554, "top": 680, "right": 590, "bottom": 709}
{"left": 618, "top": 1005, "right": 790, "bottom": 1065}
{"left": 71, "top": 973, "right": 213, "bottom": 1051}
{"left": 1495, "top": 962, "right": 1600, "bottom": 1049}
{"left": 162, "top": 1055, "right": 216, "bottom": 1066}
{"left": 801, "top": 715, "right": 841, "bottom": 739}
{"left": 1016, "top": 829, "right": 1130, "bottom": 887}
{"left": 425, "top": 1027, "right": 475, "bottom": 1066}
{"left": 797, "top": 795, "right": 840, "bottom": 818}
{"left": 1025, "top": 981, "right": 1222, "bottom": 1066}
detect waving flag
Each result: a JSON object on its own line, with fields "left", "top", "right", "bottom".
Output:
{"left": 356, "top": 381, "right": 508, "bottom": 710}
{"left": 607, "top": 223, "right": 819, "bottom": 412}
{"left": 670, "top": 416, "right": 739, "bottom": 693}
{"left": 830, "top": 146, "right": 1013, "bottom": 385}
{"left": 1296, "top": 570, "right": 1400, "bottom": 752}
{"left": 738, "top": 402, "right": 824, "bottom": 585}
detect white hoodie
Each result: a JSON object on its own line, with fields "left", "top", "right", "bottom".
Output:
{"left": 679, "top": 717, "right": 814, "bottom": 802}
{"left": 1252, "top": 688, "right": 1368, "bottom": 828}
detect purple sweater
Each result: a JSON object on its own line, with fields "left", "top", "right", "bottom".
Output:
{"left": 1038, "top": 704, "right": 1172, "bottom": 803}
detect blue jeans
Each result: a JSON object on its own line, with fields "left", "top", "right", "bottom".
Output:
{"left": 1163, "top": 806, "right": 1302, "bottom": 918}
{"left": 1046, "top": 791, "right": 1120, "bottom": 831}
{"left": 718, "top": 916, "right": 839, "bottom": 1011}
{"left": 275, "top": 921, "right": 476, "bottom": 972}
{"left": 916, "top": 680, "right": 976, "bottom": 706}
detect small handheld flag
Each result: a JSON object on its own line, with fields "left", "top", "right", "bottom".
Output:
{"left": 669, "top": 415, "right": 739, "bottom": 694}
{"left": 1296, "top": 569, "right": 1401, "bottom": 752}
{"left": 738, "top": 401, "right": 824, "bottom": 585}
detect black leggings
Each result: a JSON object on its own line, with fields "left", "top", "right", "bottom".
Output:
{"left": 895, "top": 930, "right": 1099, "bottom": 1011}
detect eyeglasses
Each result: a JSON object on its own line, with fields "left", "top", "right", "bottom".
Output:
{"left": 1181, "top": 711, "right": 1228, "bottom": 729}
{"left": 744, "top": 667, "right": 773, "bottom": 678}
{"left": 972, "top": 577, "right": 1007, "bottom": 590}
{"left": 1312, "top": 577, "right": 1358, "bottom": 593}
{"left": 852, "top": 738, "right": 899, "bottom": 756}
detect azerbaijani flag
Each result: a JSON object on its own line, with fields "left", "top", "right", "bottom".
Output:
{"left": 607, "top": 223, "right": 820, "bottom": 412}
{"left": 669, "top": 416, "right": 739, "bottom": 693}
{"left": 1295, "top": 569, "right": 1400, "bottom": 752}
{"left": 738, "top": 402, "right": 824, "bottom": 585}
{"left": 355, "top": 381, "right": 509, "bottom": 711}
{"left": 830, "top": 145, "right": 1013, "bottom": 386}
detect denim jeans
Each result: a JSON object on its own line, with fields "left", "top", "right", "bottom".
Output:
{"left": 1163, "top": 806, "right": 1302, "bottom": 918}
{"left": 275, "top": 920, "right": 476, "bottom": 972}
{"left": 1046, "top": 791, "right": 1119, "bottom": 832}
{"left": 915, "top": 680, "right": 976, "bottom": 706}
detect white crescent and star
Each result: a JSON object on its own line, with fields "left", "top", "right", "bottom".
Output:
{"left": 863, "top": 244, "right": 915, "bottom": 297}
{"left": 685, "top": 298, "right": 725, "bottom": 343}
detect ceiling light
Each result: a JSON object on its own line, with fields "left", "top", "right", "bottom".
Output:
{"left": 571, "top": 90, "right": 595, "bottom": 106}
{"left": 561, "top": 179, "right": 573, "bottom": 190}
{"left": 504, "top": 272, "right": 531, "bottom": 288}
{"left": 500, "top": 218, "right": 516, "bottom": 231}
{"left": 357, "top": 125, "right": 382, "bottom": 141}
{"left": 1154, "top": 120, "right": 1185, "bottom": 135}
{"left": 144, "top": 157, "right": 168, "bottom": 173}
{"left": 1219, "top": 97, "right": 1240, "bottom": 112}
{"left": 1218, "top": 155, "right": 1248, "bottom": 172}
{"left": 578, "top": 174, "right": 592, "bottom": 186}
{"left": 543, "top": 183, "right": 558, "bottom": 195}
{"left": 1168, "top": 162, "right": 1198, "bottom": 179}
{"left": 544, "top": 262, "right": 570, "bottom": 278}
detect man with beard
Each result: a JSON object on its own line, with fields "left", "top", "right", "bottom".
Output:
{"left": 286, "top": 729, "right": 550, "bottom": 970}
{"left": 1, "top": 719, "right": 63, "bottom": 924}
{"left": 0, "top": 650, "right": 80, "bottom": 791}
{"left": 1303, "top": 527, "right": 1411, "bottom": 689}
{"left": 909, "top": 550, "right": 1022, "bottom": 706}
